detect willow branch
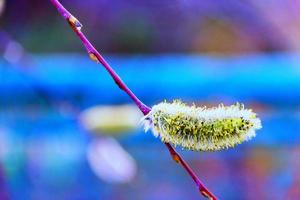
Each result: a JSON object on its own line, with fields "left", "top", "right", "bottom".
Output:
{"left": 49, "top": 1, "right": 217, "bottom": 199}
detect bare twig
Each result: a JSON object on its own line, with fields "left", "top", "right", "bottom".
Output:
{"left": 49, "top": 1, "right": 217, "bottom": 199}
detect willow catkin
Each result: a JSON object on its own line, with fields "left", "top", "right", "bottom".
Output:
{"left": 142, "top": 100, "right": 262, "bottom": 151}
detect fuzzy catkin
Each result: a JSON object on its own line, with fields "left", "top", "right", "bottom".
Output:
{"left": 142, "top": 100, "right": 262, "bottom": 151}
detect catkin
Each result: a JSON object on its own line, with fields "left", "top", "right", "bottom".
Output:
{"left": 142, "top": 100, "right": 262, "bottom": 151}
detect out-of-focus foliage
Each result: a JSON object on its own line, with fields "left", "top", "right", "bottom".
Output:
{"left": 2, "top": 0, "right": 300, "bottom": 53}
{"left": 80, "top": 105, "right": 142, "bottom": 135}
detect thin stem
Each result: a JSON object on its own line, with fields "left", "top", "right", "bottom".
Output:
{"left": 165, "top": 143, "right": 217, "bottom": 200}
{"left": 49, "top": 1, "right": 218, "bottom": 199}
{"left": 50, "top": 0, "right": 150, "bottom": 115}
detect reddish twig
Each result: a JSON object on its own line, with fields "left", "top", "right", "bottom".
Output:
{"left": 49, "top": 0, "right": 217, "bottom": 199}
{"left": 165, "top": 143, "right": 217, "bottom": 200}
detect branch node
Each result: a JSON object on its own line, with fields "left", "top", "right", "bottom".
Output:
{"left": 89, "top": 52, "right": 99, "bottom": 63}
{"left": 68, "top": 15, "right": 82, "bottom": 30}
{"left": 172, "top": 154, "right": 180, "bottom": 163}
{"left": 200, "top": 190, "right": 215, "bottom": 200}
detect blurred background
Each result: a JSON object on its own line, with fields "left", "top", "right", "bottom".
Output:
{"left": 1, "top": 0, "right": 300, "bottom": 199}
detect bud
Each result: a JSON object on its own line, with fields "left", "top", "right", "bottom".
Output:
{"left": 89, "top": 52, "right": 99, "bottom": 63}
{"left": 68, "top": 15, "right": 82, "bottom": 30}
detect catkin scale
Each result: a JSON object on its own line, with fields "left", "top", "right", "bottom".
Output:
{"left": 142, "top": 100, "right": 262, "bottom": 151}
